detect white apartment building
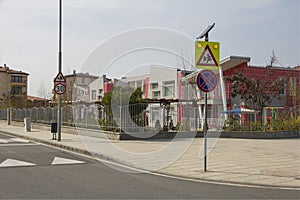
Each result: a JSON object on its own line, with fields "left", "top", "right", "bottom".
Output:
{"left": 89, "top": 75, "right": 113, "bottom": 103}
{"left": 88, "top": 65, "right": 226, "bottom": 130}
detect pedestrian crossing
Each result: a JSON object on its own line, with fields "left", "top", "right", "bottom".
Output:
{"left": 0, "top": 135, "right": 87, "bottom": 169}
{"left": 0, "top": 157, "right": 86, "bottom": 168}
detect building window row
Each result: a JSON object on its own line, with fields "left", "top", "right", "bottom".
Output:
{"left": 11, "top": 86, "right": 23, "bottom": 95}
{"left": 11, "top": 76, "right": 23, "bottom": 83}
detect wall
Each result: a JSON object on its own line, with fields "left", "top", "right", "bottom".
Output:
{"left": 223, "top": 63, "right": 300, "bottom": 109}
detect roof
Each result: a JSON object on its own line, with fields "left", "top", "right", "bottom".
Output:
{"left": 65, "top": 72, "right": 98, "bottom": 78}
{"left": 220, "top": 56, "right": 251, "bottom": 71}
{"left": 0, "top": 66, "right": 29, "bottom": 75}
{"left": 27, "top": 95, "right": 49, "bottom": 101}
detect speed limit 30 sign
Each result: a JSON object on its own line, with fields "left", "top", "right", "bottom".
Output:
{"left": 54, "top": 83, "right": 66, "bottom": 95}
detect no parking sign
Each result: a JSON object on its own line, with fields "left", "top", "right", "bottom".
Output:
{"left": 196, "top": 69, "right": 217, "bottom": 93}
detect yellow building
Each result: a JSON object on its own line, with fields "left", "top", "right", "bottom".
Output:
{"left": 0, "top": 64, "right": 29, "bottom": 108}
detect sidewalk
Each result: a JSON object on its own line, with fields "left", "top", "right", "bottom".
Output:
{"left": 0, "top": 120, "right": 299, "bottom": 189}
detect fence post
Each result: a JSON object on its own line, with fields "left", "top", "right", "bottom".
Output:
{"left": 7, "top": 108, "right": 11, "bottom": 125}
{"left": 193, "top": 100, "right": 198, "bottom": 131}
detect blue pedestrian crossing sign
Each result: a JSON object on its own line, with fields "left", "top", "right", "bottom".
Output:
{"left": 196, "top": 70, "right": 217, "bottom": 92}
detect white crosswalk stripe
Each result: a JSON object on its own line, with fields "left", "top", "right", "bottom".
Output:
{"left": 0, "top": 159, "right": 36, "bottom": 168}
{"left": 0, "top": 138, "right": 29, "bottom": 144}
{"left": 51, "top": 157, "right": 85, "bottom": 165}
{"left": 11, "top": 138, "right": 29, "bottom": 143}
{"left": 0, "top": 157, "right": 85, "bottom": 168}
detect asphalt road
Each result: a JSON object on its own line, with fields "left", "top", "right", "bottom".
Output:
{"left": 0, "top": 132, "right": 299, "bottom": 199}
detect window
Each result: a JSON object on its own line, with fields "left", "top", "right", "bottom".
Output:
{"left": 11, "top": 86, "right": 22, "bottom": 94}
{"left": 11, "top": 76, "right": 22, "bottom": 82}
{"left": 163, "top": 81, "right": 175, "bottom": 97}
{"left": 279, "top": 77, "right": 286, "bottom": 95}
{"left": 99, "top": 89, "right": 103, "bottom": 94}
{"left": 91, "top": 90, "right": 96, "bottom": 100}
{"left": 151, "top": 83, "right": 158, "bottom": 89}
{"left": 290, "top": 77, "right": 296, "bottom": 97}
{"left": 150, "top": 107, "right": 160, "bottom": 123}
{"left": 128, "top": 82, "right": 135, "bottom": 88}
{"left": 152, "top": 91, "right": 160, "bottom": 98}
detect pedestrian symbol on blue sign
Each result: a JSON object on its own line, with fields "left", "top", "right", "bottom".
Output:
{"left": 196, "top": 70, "right": 217, "bottom": 93}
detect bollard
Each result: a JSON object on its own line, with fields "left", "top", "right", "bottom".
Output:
{"left": 7, "top": 108, "right": 11, "bottom": 125}
{"left": 24, "top": 118, "right": 31, "bottom": 132}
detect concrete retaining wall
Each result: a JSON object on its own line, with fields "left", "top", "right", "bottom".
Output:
{"left": 120, "top": 130, "right": 300, "bottom": 140}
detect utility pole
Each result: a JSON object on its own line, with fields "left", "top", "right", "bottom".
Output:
{"left": 57, "top": 0, "right": 63, "bottom": 141}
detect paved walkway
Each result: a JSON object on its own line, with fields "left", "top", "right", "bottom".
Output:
{"left": 0, "top": 120, "right": 299, "bottom": 189}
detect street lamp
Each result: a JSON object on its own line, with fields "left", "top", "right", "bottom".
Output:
{"left": 57, "top": 0, "right": 63, "bottom": 141}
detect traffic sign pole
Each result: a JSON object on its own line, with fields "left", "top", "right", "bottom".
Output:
{"left": 204, "top": 31, "right": 208, "bottom": 172}
{"left": 57, "top": 0, "right": 62, "bottom": 142}
{"left": 204, "top": 92, "right": 207, "bottom": 172}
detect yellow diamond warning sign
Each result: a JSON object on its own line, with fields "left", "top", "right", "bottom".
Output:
{"left": 195, "top": 41, "right": 220, "bottom": 69}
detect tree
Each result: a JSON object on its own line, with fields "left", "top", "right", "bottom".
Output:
{"left": 102, "top": 86, "right": 148, "bottom": 128}
{"left": 37, "top": 80, "right": 52, "bottom": 100}
{"left": 268, "top": 50, "right": 278, "bottom": 67}
{"left": 225, "top": 51, "right": 283, "bottom": 123}
{"left": 225, "top": 69, "right": 281, "bottom": 123}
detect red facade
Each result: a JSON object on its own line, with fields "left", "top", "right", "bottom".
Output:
{"left": 223, "top": 62, "right": 300, "bottom": 109}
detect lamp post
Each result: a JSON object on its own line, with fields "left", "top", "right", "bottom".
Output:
{"left": 57, "top": 0, "right": 63, "bottom": 141}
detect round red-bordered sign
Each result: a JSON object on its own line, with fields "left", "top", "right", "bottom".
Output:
{"left": 54, "top": 83, "right": 66, "bottom": 95}
{"left": 196, "top": 69, "right": 217, "bottom": 92}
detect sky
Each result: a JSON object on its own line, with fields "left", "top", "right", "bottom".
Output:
{"left": 0, "top": 0, "right": 299, "bottom": 97}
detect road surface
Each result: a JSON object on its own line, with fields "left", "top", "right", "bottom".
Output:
{"left": 0, "top": 131, "right": 299, "bottom": 199}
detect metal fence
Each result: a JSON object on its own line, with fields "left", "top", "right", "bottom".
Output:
{"left": 1, "top": 103, "right": 299, "bottom": 132}
{"left": 0, "top": 102, "right": 226, "bottom": 132}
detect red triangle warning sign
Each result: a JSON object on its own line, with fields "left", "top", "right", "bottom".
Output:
{"left": 54, "top": 72, "right": 66, "bottom": 83}
{"left": 196, "top": 45, "right": 218, "bottom": 67}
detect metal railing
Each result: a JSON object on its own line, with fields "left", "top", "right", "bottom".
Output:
{"left": 0, "top": 102, "right": 227, "bottom": 132}
{"left": 2, "top": 104, "right": 297, "bottom": 132}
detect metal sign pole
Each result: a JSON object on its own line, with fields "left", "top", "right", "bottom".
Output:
{"left": 204, "top": 30, "right": 208, "bottom": 172}
{"left": 57, "top": 0, "right": 62, "bottom": 141}
{"left": 204, "top": 92, "right": 208, "bottom": 172}
{"left": 197, "top": 23, "right": 215, "bottom": 172}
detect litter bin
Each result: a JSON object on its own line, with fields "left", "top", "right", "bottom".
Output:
{"left": 51, "top": 122, "right": 57, "bottom": 140}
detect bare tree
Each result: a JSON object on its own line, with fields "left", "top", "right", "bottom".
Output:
{"left": 268, "top": 50, "right": 278, "bottom": 67}
{"left": 37, "top": 79, "right": 52, "bottom": 100}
